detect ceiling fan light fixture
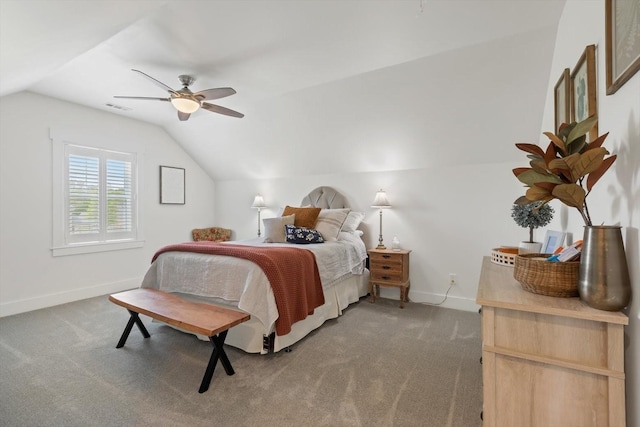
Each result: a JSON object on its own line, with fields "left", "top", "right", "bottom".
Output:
{"left": 116, "top": 70, "right": 242, "bottom": 120}
{"left": 171, "top": 97, "right": 200, "bottom": 113}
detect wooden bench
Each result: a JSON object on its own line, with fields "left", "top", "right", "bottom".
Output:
{"left": 109, "top": 288, "right": 250, "bottom": 393}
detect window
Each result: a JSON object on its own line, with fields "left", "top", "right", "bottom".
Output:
{"left": 52, "top": 128, "right": 143, "bottom": 256}
{"left": 65, "top": 145, "right": 137, "bottom": 243}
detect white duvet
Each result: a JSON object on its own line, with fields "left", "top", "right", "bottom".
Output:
{"left": 140, "top": 231, "right": 367, "bottom": 334}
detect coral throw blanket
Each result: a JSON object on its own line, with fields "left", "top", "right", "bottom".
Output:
{"left": 151, "top": 242, "right": 325, "bottom": 335}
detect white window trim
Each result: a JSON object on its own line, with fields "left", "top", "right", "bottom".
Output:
{"left": 51, "top": 127, "right": 144, "bottom": 256}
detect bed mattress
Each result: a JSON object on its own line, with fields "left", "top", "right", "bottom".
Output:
{"left": 140, "top": 232, "right": 368, "bottom": 352}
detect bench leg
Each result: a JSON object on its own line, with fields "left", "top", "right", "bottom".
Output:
{"left": 199, "top": 330, "right": 233, "bottom": 394}
{"left": 116, "top": 310, "right": 151, "bottom": 348}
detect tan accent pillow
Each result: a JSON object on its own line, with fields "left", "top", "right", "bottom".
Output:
{"left": 314, "top": 209, "right": 350, "bottom": 241}
{"left": 263, "top": 215, "right": 295, "bottom": 243}
{"left": 282, "top": 206, "right": 321, "bottom": 229}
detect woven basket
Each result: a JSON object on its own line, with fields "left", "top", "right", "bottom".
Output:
{"left": 513, "top": 254, "right": 579, "bottom": 298}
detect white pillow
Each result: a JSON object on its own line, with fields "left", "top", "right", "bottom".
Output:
{"left": 263, "top": 214, "right": 295, "bottom": 243}
{"left": 314, "top": 209, "right": 349, "bottom": 241}
{"left": 340, "top": 211, "right": 365, "bottom": 234}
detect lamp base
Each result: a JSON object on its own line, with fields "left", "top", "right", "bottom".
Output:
{"left": 376, "top": 244, "right": 386, "bottom": 249}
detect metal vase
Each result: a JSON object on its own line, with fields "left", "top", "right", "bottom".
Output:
{"left": 578, "top": 225, "right": 631, "bottom": 311}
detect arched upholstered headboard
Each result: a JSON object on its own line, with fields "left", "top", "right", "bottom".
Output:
{"left": 300, "top": 186, "right": 349, "bottom": 209}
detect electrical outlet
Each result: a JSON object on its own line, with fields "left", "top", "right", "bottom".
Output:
{"left": 449, "top": 273, "right": 457, "bottom": 285}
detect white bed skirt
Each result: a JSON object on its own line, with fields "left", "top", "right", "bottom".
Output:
{"left": 172, "top": 270, "right": 369, "bottom": 354}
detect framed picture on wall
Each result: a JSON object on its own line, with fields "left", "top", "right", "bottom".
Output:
{"left": 570, "top": 44, "right": 598, "bottom": 141}
{"left": 605, "top": 0, "right": 640, "bottom": 95}
{"left": 159, "top": 165, "right": 185, "bottom": 204}
{"left": 554, "top": 68, "right": 571, "bottom": 133}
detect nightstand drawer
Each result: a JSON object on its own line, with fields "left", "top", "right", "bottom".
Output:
{"left": 369, "top": 252, "right": 404, "bottom": 265}
{"left": 371, "top": 270, "right": 404, "bottom": 282}
{"left": 370, "top": 262, "right": 403, "bottom": 275}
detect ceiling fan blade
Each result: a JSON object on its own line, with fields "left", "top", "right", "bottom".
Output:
{"left": 131, "top": 69, "right": 178, "bottom": 95}
{"left": 114, "top": 96, "right": 170, "bottom": 101}
{"left": 178, "top": 111, "right": 191, "bottom": 121}
{"left": 194, "top": 87, "right": 236, "bottom": 101}
{"left": 201, "top": 102, "right": 244, "bottom": 118}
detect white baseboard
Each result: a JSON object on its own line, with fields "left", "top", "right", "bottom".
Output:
{"left": 1, "top": 280, "right": 481, "bottom": 317}
{"left": 377, "top": 288, "right": 480, "bottom": 312}
{"left": 0, "top": 278, "right": 141, "bottom": 317}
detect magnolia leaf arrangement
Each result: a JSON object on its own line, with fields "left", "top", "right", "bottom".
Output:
{"left": 511, "top": 202, "right": 554, "bottom": 243}
{"left": 513, "top": 116, "right": 616, "bottom": 226}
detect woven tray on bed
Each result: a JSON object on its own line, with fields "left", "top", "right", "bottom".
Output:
{"left": 513, "top": 253, "right": 579, "bottom": 298}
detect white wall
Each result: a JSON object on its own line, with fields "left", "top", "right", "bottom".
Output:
{"left": 176, "top": 25, "right": 558, "bottom": 181}
{"left": 216, "top": 163, "right": 527, "bottom": 311}
{"left": 212, "top": 26, "right": 560, "bottom": 311}
{"left": 0, "top": 92, "right": 216, "bottom": 316}
{"left": 540, "top": 2, "right": 640, "bottom": 425}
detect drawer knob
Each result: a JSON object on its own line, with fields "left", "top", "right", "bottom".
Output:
{"left": 382, "top": 266, "right": 391, "bottom": 270}
{"left": 382, "top": 276, "right": 391, "bottom": 280}
{"left": 382, "top": 255, "right": 391, "bottom": 259}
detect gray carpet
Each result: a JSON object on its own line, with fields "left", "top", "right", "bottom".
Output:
{"left": 0, "top": 295, "right": 482, "bottom": 427}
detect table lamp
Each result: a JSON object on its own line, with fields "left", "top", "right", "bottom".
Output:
{"left": 251, "top": 194, "right": 267, "bottom": 237}
{"left": 371, "top": 189, "right": 391, "bottom": 249}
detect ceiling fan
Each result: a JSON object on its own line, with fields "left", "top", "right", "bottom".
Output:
{"left": 114, "top": 69, "right": 244, "bottom": 121}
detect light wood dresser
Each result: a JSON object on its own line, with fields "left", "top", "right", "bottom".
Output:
{"left": 476, "top": 256, "right": 628, "bottom": 427}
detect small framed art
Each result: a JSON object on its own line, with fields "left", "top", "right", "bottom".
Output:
{"left": 570, "top": 44, "right": 597, "bottom": 141}
{"left": 160, "top": 165, "right": 185, "bottom": 204}
{"left": 605, "top": 0, "right": 640, "bottom": 95}
{"left": 554, "top": 68, "right": 571, "bottom": 133}
{"left": 542, "top": 230, "right": 566, "bottom": 254}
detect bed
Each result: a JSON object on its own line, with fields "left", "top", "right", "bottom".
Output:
{"left": 140, "top": 187, "right": 369, "bottom": 353}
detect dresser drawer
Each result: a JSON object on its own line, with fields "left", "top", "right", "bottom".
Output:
{"left": 369, "top": 252, "right": 404, "bottom": 266}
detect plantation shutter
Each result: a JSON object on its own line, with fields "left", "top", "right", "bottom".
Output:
{"left": 68, "top": 152, "right": 100, "bottom": 239}
{"left": 65, "top": 145, "right": 137, "bottom": 244}
{"left": 106, "top": 158, "right": 132, "bottom": 234}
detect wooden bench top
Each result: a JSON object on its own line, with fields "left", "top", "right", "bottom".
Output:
{"left": 109, "top": 288, "right": 250, "bottom": 337}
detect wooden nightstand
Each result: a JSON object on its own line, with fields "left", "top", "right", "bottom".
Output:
{"left": 368, "top": 248, "right": 411, "bottom": 308}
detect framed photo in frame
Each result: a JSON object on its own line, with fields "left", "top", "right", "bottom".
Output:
{"left": 542, "top": 230, "right": 566, "bottom": 254}
{"left": 570, "top": 44, "right": 597, "bottom": 141}
{"left": 554, "top": 68, "right": 571, "bottom": 133}
{"left": 605, "top": 0, "right": 640, "bottom": 95}
{"left": 159, "top": 166, "right": 185, "bottom": 204}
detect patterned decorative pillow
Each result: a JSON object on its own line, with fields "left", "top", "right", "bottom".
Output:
{"left": 285, "top": 224, "right": 324, "bottom": 244}
{"left": 314, "top": 208, "right": 350, "bottom": 241}
{"left": 282, "top": 205, "right": 322, "bottom": 228}
{"left": 192, "top": 227, "right": 232, "bottom": 242}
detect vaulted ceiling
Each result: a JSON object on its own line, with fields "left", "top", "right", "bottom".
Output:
{"left": 0, "top": 0, "right": 566, "bottom": 180}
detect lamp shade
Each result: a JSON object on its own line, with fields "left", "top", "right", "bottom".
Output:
{"left": 251, "top": 194, "right": 267, "bottom": 209}
{"left": 371, "top": 190, "right": 391, "bottom": 208}
{"left": 170, "top": 97, "right": 201, "bottom": 114}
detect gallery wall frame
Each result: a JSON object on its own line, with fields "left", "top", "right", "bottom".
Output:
{"left": 159, "top": 165, "right": 185, "bottom": 204}
{"left": 570, "top": 44, "right": 598, "bottom": 142}
{"left": 554, "top": 68, "right": 571, "bottom": 133}
{"left": 605, "top": 0, "right": 640, "bottom": 95}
